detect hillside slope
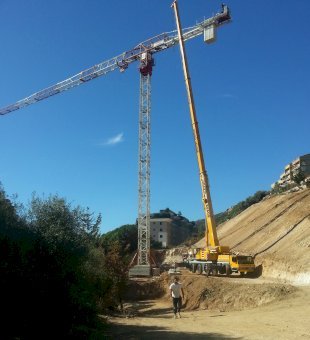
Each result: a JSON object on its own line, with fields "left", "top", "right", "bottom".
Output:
{"left": 195, "top": 188, "right": 310, "bottom": 284}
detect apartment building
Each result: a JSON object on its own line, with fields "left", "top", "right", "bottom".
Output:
{"left": 272, "top": 154, "right": 310, "bottom": 188}
{"left": 150, "top": 209, "right": 193, "bottom": 247}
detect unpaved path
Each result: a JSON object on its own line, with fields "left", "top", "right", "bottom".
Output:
{"left": 106, "top": 286, "right": 310, "bottom": 339}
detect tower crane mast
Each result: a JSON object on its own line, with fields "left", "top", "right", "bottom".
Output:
{"left": 0, "top": 4, "right": 231, "bottom": 275}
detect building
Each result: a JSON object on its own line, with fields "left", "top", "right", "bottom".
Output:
{"left": 272, "top": 154, "right": 310, "bottom": 188}
{"left": 150, "top": 209, "right": 193, "bottom": 247}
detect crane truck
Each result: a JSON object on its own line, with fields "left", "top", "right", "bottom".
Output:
{"left": 172, "top": 1, "right": 255, "bottom": 277}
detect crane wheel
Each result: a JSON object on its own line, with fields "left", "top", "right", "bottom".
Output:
{"left": 204, "top": 264, "right": 211, "bottom": 277}
{"left": 211, "top": 268, "right": 217, "bottom": 276}
{"left": 191, "top": 264, "right": 197, "bottom": 273}
{"left": 225, "top": 264, "right": 231, "bottom": 276}
{"left": 197, "top": 264, "right": 203, "bottom": 275}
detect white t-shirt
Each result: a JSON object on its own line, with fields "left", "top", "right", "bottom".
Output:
{"left": 169, "top": 282, "right": 182, "bottom": 298}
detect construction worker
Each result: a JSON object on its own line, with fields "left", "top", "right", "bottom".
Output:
{"left": 169, "top": 276, "right": 184, "bottom": 319}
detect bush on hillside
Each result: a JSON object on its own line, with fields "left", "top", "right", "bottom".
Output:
{"left": 293, "top": 170, "right": 306, "bottom": 186}
{"left": 101, "top": 223, "right": 169, "bottom": 254}
{"left": 101, "top": 224, "right": 138, "bottom": 256}
{"left": 271, "top": 182, "right": 296, "bottom": 194}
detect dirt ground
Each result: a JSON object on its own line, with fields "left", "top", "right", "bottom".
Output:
{"left": 105, "top": 274, "right": 310, "bottom": 339}
{"left": 104, "top": 190, "right": 310, "bottom": 339}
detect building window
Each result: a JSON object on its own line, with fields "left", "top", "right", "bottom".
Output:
{"left": 159, "top": 222, "right": 162, "bottom": 225}
{"left": 160, "top": 228, "right": 163, "bottom": 231}
{"left": 159, "top": 235, "right": 163, "bottom": 238}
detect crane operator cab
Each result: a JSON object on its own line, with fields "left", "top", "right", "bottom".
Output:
{"left": 230, "top": 255, "right": 255, "bottom": 275}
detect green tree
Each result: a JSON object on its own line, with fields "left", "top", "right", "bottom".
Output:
{"left": 0, "top": 188, "right": 106, "bottom": 339}
{"left": 101, "top": 224, "right": 137, "bottom": 255}
{"left": 293, "top": 170, "right": 305, "bottom": 185}
{"left": 102, "top": 242, "right": 129, "bottom": 311}
{"left": 0, "top": 182, "right": 24, "bottom": 231}
{"left": 28, "top": 194, "right": 101, "bottom": 250}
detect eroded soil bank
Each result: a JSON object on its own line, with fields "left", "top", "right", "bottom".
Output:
{"left": 105, "top": 273, "right": 309, "bottom": 339}
{"left": 125, "top": 271, "right": 296, "bottom": 313}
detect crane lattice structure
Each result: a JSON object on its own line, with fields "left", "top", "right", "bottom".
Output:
{"left": 0, "top": 4, "right": 231, "bottom": 274}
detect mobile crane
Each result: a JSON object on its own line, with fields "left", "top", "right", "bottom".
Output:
{"left": 172, "top": 1, "right": 255, "bottom": 276}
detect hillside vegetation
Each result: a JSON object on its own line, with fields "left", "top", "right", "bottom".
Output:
{"left": 188, "top": 191, "right": 269, "bottom": 240}
{"left": 101, "top": 224, "right": 163, "bottom": 253}
{"left": 101, "top": 191, "right": 271, "bottom": 251}
{"left": 0, "top": 184, "right": 128, "bottom": 339}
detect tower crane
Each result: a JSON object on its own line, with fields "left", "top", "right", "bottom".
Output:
{"left": 0, "top": 4, "right": 231, "bottom": 276}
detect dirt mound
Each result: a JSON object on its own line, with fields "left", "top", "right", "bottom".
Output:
{"left": 126, "top": 271, "right": 296, "bottom": 312}
{"left": 181, "top": 276, "right": 295, "bottom": 312}
{"left": 194, "top": 189, "right": 310, "bottom": 284}
{"left": 125, "top": 274, "right": 168, "bottom": 301}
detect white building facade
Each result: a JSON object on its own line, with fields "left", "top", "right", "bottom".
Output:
{"left": 272, "top": 154, "right": 310, "bottom": 188}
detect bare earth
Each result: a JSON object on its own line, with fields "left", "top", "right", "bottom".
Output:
{"left": 107, "top": 282, "right": 310, "bottom": 339}
{"left": 106, "top": 190, "right": 310, "bottom": 339}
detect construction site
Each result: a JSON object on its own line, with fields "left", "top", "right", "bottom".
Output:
{"left": 0, "top": 1, "right": 309, "bottom": 339}
{"left": 107, "top": 187, "right": 310, "bottom": 339}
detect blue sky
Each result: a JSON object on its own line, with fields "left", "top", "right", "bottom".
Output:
{"left": 0, "top": 0, "right": 309, "bottom": 233}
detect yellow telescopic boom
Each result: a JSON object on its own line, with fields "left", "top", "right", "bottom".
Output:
{"left": 172, "top": 0, "right": 219, "bottom": 247}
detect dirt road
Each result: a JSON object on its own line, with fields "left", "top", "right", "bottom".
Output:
{"left": 106, "top": 285, "right": 310, "bottom": 339}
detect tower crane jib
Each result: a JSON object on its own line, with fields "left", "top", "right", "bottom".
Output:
{"left": 0, "top": 5, "right": 230, "bottom": 116}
